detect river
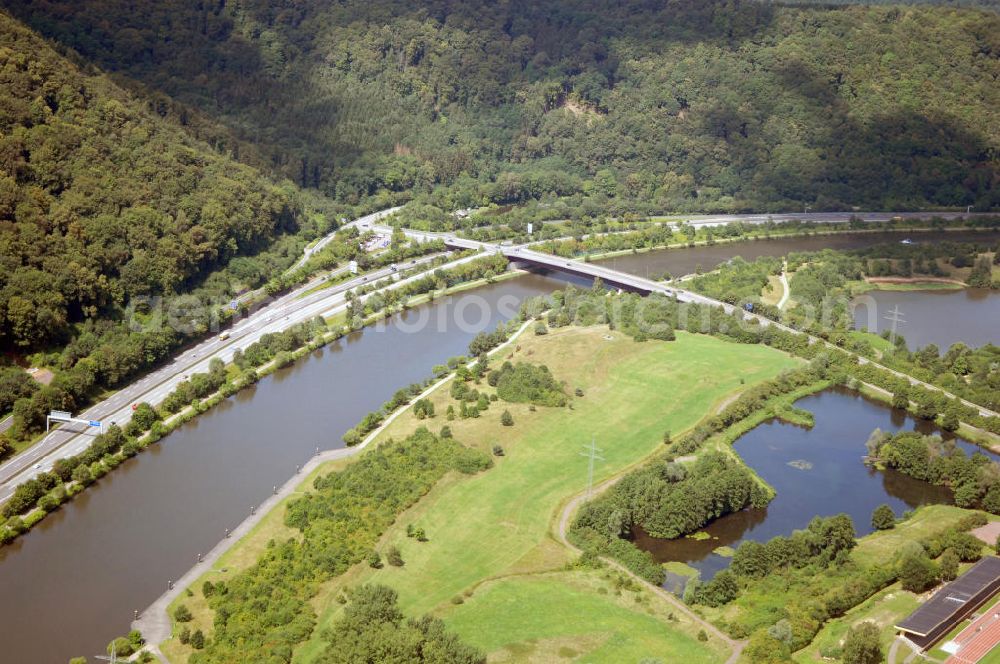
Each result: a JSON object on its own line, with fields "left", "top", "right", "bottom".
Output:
{"left": 597, "top": 229, "right": 999, "bottom": 280}
{"left": 1, "top": 231, "right": 996, "bottom": 661}
{"left": 0, "top": 275, "right": 566, "bottom": 663}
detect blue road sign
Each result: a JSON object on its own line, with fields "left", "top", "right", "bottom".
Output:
{"left": 230, "top": 300, "right": 239, "bottom": 311}
{"left": 89, "top": 420, "right": 101, "bottom": 427}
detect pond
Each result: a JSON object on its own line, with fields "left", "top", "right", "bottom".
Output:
{"left": 633, "top": 387, "right": 994, "bottom": 581}
{"left": 1, "top": 229, "right": 994, "bottom": 661}
{"left": 852, "top": 287, "right": 1000, "bottom": 351}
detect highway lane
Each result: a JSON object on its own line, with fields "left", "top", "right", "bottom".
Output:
{"left": 505, "top": 245, "right": 1000, "bottom": 419}
{"left": 672, "top": 211, "right": 988, "bottom": 228}
{"left": 286, "top": 206, "right": 402, "bottom": 274}
{"left": 3, "top": 210, "right": 994, "bottom": 503}
{"left": 0, "top": 251, "right": 457, "bottom": 502}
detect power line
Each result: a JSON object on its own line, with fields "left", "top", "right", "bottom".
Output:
{"left": 884, "top": 305, "right": 906, "bottom": 347}
{"left": 95, "top": 641, "right": 125, "bottom": 664}
{"left": 579, "top": 436, "right": 605, "bottom": 499}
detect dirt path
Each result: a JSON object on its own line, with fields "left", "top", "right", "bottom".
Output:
{"left": 777, "top": 261, "right": 790, "bottom": 310}
{"left": 865, "top": 276, "right": 966, "bottom": 286}
{"left": 555, "top": 476, "right": 747, "bottom": 664}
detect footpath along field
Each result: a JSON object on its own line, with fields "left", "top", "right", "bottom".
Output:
{"left": 290, "top": 325, "right": 799, "bottom": 663}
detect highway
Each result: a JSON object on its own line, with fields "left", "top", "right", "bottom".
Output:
{"left": 2, "top": 208, "right": 995, "bottom": 505}
{"left": 286, "top": 206, "right": 402, "bottom": 274}
{"left": 0, "top": 248, "right": 470, "bottom": 503}
{"left": 665, "top": 210, "right": 987, "bottom": 228}
{"left": 501, "top": 244, "right": 1000, "bottom": 420}
{"left": 391, "top": 226, "right": 1000, "bottom": 421}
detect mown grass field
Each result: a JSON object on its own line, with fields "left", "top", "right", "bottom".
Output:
{"left": 288, "top": 325, "right": 799, "bottom": 662}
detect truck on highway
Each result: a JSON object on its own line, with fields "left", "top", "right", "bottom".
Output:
{"left": 219, "top": 332, "right": 230, "bottom": 341}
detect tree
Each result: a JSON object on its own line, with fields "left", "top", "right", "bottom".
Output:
{"left": 744, "top": 630, "right": 792, "bottom": 663}
{"left": 71, "top": 464, "right": 93, "bottom": 487}
{"left": 871, "top": 504, "right": 895, "bottom": 530}
{"left": 898, "top": 553, "right": 938, "bottom": 593}
{"left": 500, "top": 410, "right": 514, "bottom": 426}
{"left": 841, "top": 621, "right": 882, "bottom": 664}
{"left": 891, "top": 391, "right": 909, "bottom": 410}
{"left": 317, "top": 584, "right": 484, "bottom": 663}
{"left": 108, "top": 637, "right": 134, "bottom": 657}
{"left": 939, "top": 548, "right": 959, "bottom": 581}
{"left": 386, "top": 545, "right": 404, "bottom": 567}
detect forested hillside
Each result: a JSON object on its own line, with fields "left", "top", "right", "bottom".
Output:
{"left": 0, "top": 11, "right": 326, "bottom": 352}
{"left": 7, "top": 0, "right": 1000, "bottom": 213}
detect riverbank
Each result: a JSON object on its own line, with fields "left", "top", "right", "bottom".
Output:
{"left": 155, "top": 325, "right": 798, "bottom": 663}
{"left": 573, "top": 224, "right": 995, "bottom": 267}
{"left": 0, "top": 256, "right": 522, "bottom": 548}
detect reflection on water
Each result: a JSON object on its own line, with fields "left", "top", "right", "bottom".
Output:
{"left": 635, "top": 387, "right": 985, "bottom": 580}
{"left": 0, "top": 228, "right": 996, "bottom": 660}
{"left": 600, "top": 230, "right": 1000, "bottom": 281}
{"left": 0, "top": 273, "right": 568, "bottom": 664}
{"left": 852, "top": 288, "right": 1000, "bottom": 351}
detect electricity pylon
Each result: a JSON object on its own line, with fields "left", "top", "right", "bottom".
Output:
{"left": 884, "top": 305, "right": 905, "bottom": 347}
{"left": 579, "top": 436, "right": 605, "bottom": 499}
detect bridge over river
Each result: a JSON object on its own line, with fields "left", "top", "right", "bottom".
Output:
{"left": 423, "top": 233, "right": 997, "bottom": 420}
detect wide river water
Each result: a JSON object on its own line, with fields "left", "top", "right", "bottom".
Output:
{"left": 1, "top": 231, "right": 997, "bottom": 661}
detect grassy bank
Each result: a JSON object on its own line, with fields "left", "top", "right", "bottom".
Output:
{"left": 792, "top": 505, "right": 999, "bottom": 663}
{"left": 287, "top": 326, "right": 797, "bottom": 662}
{"left": 162, "top": 324, "right": 797, "bottom": 662}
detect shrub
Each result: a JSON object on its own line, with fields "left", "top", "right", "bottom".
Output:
{"left": 871, "top": 504, "right": 895, "bottom": 530}
{"left": 492, "top": 361, "right": 566, "bottom": 407}
{"left": 500, "top": 410, "right": 514, "bottom": 426}
{"left": 386, "top": 545, "right": 404, "bottom": 567}
{"left": 173, "top": 604, "right": 193, "bottom": 622}
{"left": 939, "top": 549, "right": 960, "bottom": 581}
{"left": 842, "top": 621, "right": 882, "bottom": 664}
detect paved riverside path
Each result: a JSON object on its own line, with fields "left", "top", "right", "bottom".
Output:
{"left": 777, "top": 261, "right": 791, "bottom": 310}
{"left": 133, "top": 316, "right": 536, "bottom": 660}
{"left": 131, "top": 445, "right": 357, "bottom": 656}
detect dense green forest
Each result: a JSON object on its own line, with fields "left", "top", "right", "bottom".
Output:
{"left": 2, "top": 0, "right": 1000, "bottom": 432}
{"left": 6, "top": 0, "right": 1000, "bottom": 216}
{"left": 0, "top": 11, "right": 328, "bottom": 353}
